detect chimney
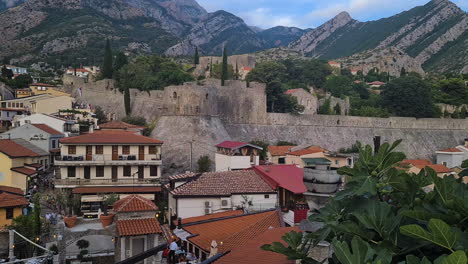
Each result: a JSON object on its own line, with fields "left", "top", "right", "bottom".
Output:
{"left": 373, "top": 136, "right": 381, "bottom": 154}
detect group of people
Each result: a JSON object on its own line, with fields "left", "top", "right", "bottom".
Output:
{"left": 167, "top": 239, "right": 197, "bottom": 264}
{"left": 45, "top": 212, "right": 58, "bottom": 225}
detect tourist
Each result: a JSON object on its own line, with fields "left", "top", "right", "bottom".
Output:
{"left": 169, "top": 239, "right": 178, "bottom": 264}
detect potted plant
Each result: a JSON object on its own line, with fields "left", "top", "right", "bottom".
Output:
{"left": 61, "top": 190, "right": 80, "bottom": 228}
{"left": 99, "top": 193, "right": 119, "bottom": 227}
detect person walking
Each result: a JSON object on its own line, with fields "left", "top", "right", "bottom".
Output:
{"left": 169, "top": 239, "right": 179, "bottom": 264}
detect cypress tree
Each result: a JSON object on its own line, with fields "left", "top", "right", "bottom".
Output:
{"left": 221, "top": 45, "right": 228, "bottom": 86}
{"left": 102, "top": 39, "right": 113, "bottom": 79}
{"left": 194, "top": 47, "right": 199, "bottom": 65}
{"left": 235, "top": 62, "right": 239, "bottom": 80}
{"left": 123, "top": 68, "right": 131, "bottom": 115}
{"left": 400, "top": 67, "right": 406, "bottom": 77}
{"left": 209, "top": 58, "right": 213, "bottom": 76}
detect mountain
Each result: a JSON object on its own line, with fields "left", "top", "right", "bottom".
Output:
{"left": 289, "top": 0, "right": 467, "bottom": 73}
{"left": 165, "top": 10, "right": 265, "bottom": 56}
{"left": 0, "top": 0, "right": 182, "bottom": 65}
{"left": 0, "top": 0, "right": 24, "bottom": 10}
{"left": 258, "top": 26, "right": 309, "bottom": 49}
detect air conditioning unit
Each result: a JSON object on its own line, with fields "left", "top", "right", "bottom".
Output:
{"left": 205, "top": 208, "right": 212, "bottom": 215}
{"left": 220, "top": 198, "right": 231, "bottom": 209}
{"left": 204, "top": 201, "right": 212, "bottom": 208}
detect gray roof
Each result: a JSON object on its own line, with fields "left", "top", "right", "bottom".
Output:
{"left": 11, "top": 138, "right": 49, "bottom": 156}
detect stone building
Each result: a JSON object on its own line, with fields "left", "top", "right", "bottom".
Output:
{"left": 285, "top": 88, "right": 318, "bottom": 115}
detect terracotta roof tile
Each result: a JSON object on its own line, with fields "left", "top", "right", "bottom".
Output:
{"left": 72, "top": 186, "right": 161, "bottom": 194}
{"left": 368, "top": 81, "right": 386, "bottom": 85}
{"left": 253, "top": 165, "right": 307, "bottom": 194}
{"left": 174, "top": 210, "right": 244, "bottom": 226}
{"left": 31, "top": 124, "right": 63, "bottom": 136}
{"left": 171, "top": 170, "right": 275, "bottom": 197}
{"left": 267, "top": 146, "right": 295, "bottom": 156}
{"left": 439, "top": 148, "right": 463, "bottom": 153}
{"left": 99, "top": 120, "right": 144, "bottom": 129}
{"left": 402, "top": 159, "right": 432, "bottom": 166}
{"left": 217, "top": 227, "right": 299, "bottom": 264}
{"left": 117, "top": 218, "right": 162, "bottom": 236}
{"left": 0, "top": 192, "right": 28, "bottom": 208}
{"left": 11, "top": 167, "right": 37, "bottom": 176}
{"left": 0, "top": 139, "right": 41, "bottom": 158}
{"left": 60, "top": 130, "right": 162, "bottom": 144}
{"left": 169, "top": 172, "right": 198, "bottom": 181}
{"left": 183, "top": 210, "right": 282, "bottom": 252}
{"left": 284, "top": 89, "right": 301, "bottom": 95}
{"left": 0, "top": 186, "right": 24, "bottom": 195}
{"left": 416, "top": 164, "right": 453, "bottom": 173}
{"left": 287, "top": 146, "right": 326, "bottom": 156}
{"left": 113, "top": 195, "right": 158, "bottom": 213}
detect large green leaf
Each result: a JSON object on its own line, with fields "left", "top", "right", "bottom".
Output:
{"left": 332, "top": 236, "right": 376, "bottom": 264}
{"left": 442, "top": 251, "right": 467, "bottom": 264}
{"left": 353, "top": 200, "right": 401, "bottom": 241}
{"left": 404, "top": 255, "right": 432, "bottom": 264}
{"left": 400, "top": 219, "right": 459, "bottom": 252}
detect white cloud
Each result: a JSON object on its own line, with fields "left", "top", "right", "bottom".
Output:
{"left": 239, "top": 8, "right": 300, "bottom": 29}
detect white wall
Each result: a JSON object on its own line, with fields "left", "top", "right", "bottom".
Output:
{"left": 15, "top": 114, "right": 65, "bottom": 133}
{"left": 436, "top": 152, "right": 466, "bottom": 168}
{"left": 176, "top": 193, "right": 277, "bottom": 219}
{"left": 215, "top": 153, "right": 259, "bottom": 171}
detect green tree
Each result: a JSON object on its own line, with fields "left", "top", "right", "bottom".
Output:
{"left": 324, "top": 75, "right": 352, "bottom": 97}
{"left": 433, "top": 78, "right": 468, "bottom": 106}
{"left": 352, "top": 82, "right": 370, "bottom": 99}
{"left": 318, "top": 98, "right": 331, "bottom": 115}
{"left": 113, "top": 51, "right": 128, "bottom": 73}
{"left": 350, "top": 106, "right": 389, "bottom": 117}
{"left": 94, "top": 106, "right": 107, "bottom": 125}
{"left": 10, "top": 74, "right": 33, "bottom": 88}
{"left": 221, "top": 45, "right": 228, "bottom": 86}
{"left": 246, "top": 62, "right": 287, "bottom": 84}
{"left": 194, "top": 46, "right": 199, "bottom": 65}
{"left": 211, "top": 64, "right": 234, "bottom": 80}
{"left": 250, "top": 140, "right": 268, "bottom": 161}
{"left": 1, "top": 65, "right": 13, "bottom": 79}
{"left": 460, "top": 106, "right": 467, "bottom": 119}
{"left": 333, "top": 103, "right": 341, "bottom": 115}
{"left": 197, "top": 155, "right": 211, "bottom": 173}
{"left": 276, "top": 141, "right": 297, "bottom": 146}
{"left": 101, "top": 39, "right": 113, "bottom": 79}
{"left": 400, "top": 67, "right": 407, "bottom": 76}
{"left": 382, "top": 76, "right": 435, "bottom": 118}
{"left": 263, "top": 140, "right": 468, "bottom": 263}
{"left": 122, "top": 116, "right": 146, "bottom": 127}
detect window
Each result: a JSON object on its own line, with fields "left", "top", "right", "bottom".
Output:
{"left": 150, "top": 166, "right": 158, "bottom": 177}
{"left": 122, "top": 146, "right": 130, "bottom": 155}
{"left": 149, "top": 146, "right": 157, "bottom": 154}
{"left": 335, "top": 160, "right": 339, "bottom": 165}
{"left": 264, "top": 194, "right": 269, "bottom": 199}
{"left": 96, "top": 145, "right": 103, "bottom": 155}
{"left": 96, "top": 166, "right": 104, "bottom": 177}
{"left": 443, "top": 162, "right": 447, "bottom": 166}
{"left": 6, "top": 208, "right": 14, "bottom": 219}
{"left": 67, "top": 166, "right": 76, "bottom": 178}
{"left": 278, "top": 157, "right": 285, "bottom": 164}
{"left": 52, "top": 140, "right": 56, "bottom": 149}
{"left": 68, "top": 146, "right": 76, "bottom": 155}
{"left": 123, "top": 166, "right": 131, "bottom": 177}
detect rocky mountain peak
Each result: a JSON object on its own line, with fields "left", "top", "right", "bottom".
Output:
{"left": 334, "top": 11, "right": 353, "bottom": 22}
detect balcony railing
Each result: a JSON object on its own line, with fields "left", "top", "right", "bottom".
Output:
{"left": 55, "top": 154, "right": 162, "bottom": 164}
{"left": 54, "top": 177, "right": 161, "bottom": 186}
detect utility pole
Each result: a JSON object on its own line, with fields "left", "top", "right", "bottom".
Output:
{"left": 9, "top": 230, "right": 15, "bottom": 261}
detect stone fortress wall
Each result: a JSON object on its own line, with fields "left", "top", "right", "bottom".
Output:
{"left": 63, "top": 76, "right": 468, "bottom": 174}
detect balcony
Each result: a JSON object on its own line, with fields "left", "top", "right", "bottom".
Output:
{"left": 54, "top": 177, "right": 161, "bottom": 188}
{"left": 55, "top": 154, "right": 162, "bottom": 166}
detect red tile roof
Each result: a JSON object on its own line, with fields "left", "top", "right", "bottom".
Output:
{"left": 31, "top": 124, "right": 63, "bottom": 136}
{"left": 113, "top": 195, "right": 158, "bottom": 213}
{"left": 72, "top": 186, "right": 161, "bottom": 194}
{"left": 253, "top": 165, "right": 307, "bottom": 194}
{"left": 169, "top": 172, "right": 197, "bottom": 181}
{"left": 0, "top": 139, "right": 41, "bottom": 158}
{"left": 284, "top": 89, "right": 301, "bottom": 95}
{"left": 60, "top": 130, "right": 162, "bottom": 144}
{"left": 328, "top": 61, "right": 340, "bottom": 65}
{"left": 368, "top": 81, "right": 386, "bottom": 85}
{"left": 0, "top": 192, "right": 28, "bottom": 208}
{"left": 267, "top": 145, "right": 295, "bottom": 156}
{"left": 439, "top": 148, "right": 463, "bottom": 153}
{"left": 11, "top": 167, "right": 37, "bottom": 176}
{"left": 416, "top": 164, "right": 453, "bottom": 173}
{"left": 242, "top": 66, "right": 252, "bottom": 71}
{"left": 99, "top": 120, "right": 144, "bottom": 129}
{"left": 117, "top": 218, "right": 162, "bottom": 236}
{"left": 0, "top": 186, "right": 24, "bottom": 195}
{"left": 217, "top": 227, "right": 299, "bottom": 264}
{"left": 287, "top": 146, "right": 327, "bottom": 156}
{"left": 215, "top": 141, "right": 262, "bottom": 150}
{"left": 171, "top": 170, "right": 275, "bottom": 197}
{"left": 402, "top": 159, "right": 432, "bottom": 166}
{"left": 175, "top": 210, "right": 244, "bottom": 226}
{"left": 183, "top": 210, "right": 282, "bottom": 253}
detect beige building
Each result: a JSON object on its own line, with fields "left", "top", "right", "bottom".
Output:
{"left": 284, "top": 146, "right": 352, "bottom": 169}
{"left": 29, "top": 83, "right": 71, "bottom": 97}
{"left": 55, "top": 130, "right": 163, "bottom": 216}
{"left": 0, "top": 94, "right": 73, "bottom": 115}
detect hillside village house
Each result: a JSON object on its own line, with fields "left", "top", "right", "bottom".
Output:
{"left": 0, "top": 94, "right": 73, "bottom": 115}
{"left": 167, "top": 170, "right": 277, "bottom": 220}
{"left": 368, "top": 81, "right": 386, "bottom": 88}
{"left": 267, "top": 145, "right": 295, "bottom": 164}
{"left": 66, "top": 68, "right": 90, "bottom": 78}
{"left": 14, "top": 113, "right": 67, "bottom": 134}
{"left": 0, "top": 189, "right": 28, "bottom": 228}
{"left": 114, "top": 195, "right": 165, "bottom": 263}
{"left": 436, "top": 142, "right": 468, "bottom": 168}
{"left": 0, "top": 107, "right": 24, "bottom": 130}
{"left": 215, "top": 141, "right": 262, "bottom": 171}
{"left": 55, "top": 130, "right": 163, "bottom": 216}
{"left": 5, "top": 65, "right": 27, "bottom": 75}
{"left": 29, "top": 83, "right": 71, "bottom": 97}
{"left": 238, "top": 66, "right": 252, "bottom": 80}
{"left": 14, "top": 89, "right": 32, "bottom": 98}
{"left": 0, "top": 139, "right": 49, "bottom": 192}
{"left": 99, "top": 120, "right": 144, "bottom": 135}
{"left": 173, "top": 209, "right": 284, "bottom": 262}
{"left": 284, "top": 89, "right": 318, "bottom": 115}
{"left": 399, "top": 159, "right": 454, "bottom": 178}
{"left": 283, "top": 145, "right": 353, "bottom": 168}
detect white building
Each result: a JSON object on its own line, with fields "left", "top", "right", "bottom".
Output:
{"left": 66, "top": 68, "right": 90, "bottom": 78}
{"left": 14, "top": 113, "right": 67, "bottom": 134}
{"left": 6, "top": 65, "right": 27, "bottom": 75}
{"left": 215, "top": 141, "right": 262, "bottom": 171}
{"left": 436, "top": 143, "right": 468, "bottom": 168}
{"left": 167, "top": 170, "right": 277, "bottom": 220}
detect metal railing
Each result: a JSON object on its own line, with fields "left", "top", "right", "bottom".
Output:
{"left": 54, "top": 177, "right": 161, "bottom": 186}
{"left": 55, "top": 154, "right": 161, "bottom": 162}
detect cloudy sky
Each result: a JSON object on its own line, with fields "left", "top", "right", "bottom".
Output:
{"left": 196, "top": 0, "right": 468, "bottom": 29}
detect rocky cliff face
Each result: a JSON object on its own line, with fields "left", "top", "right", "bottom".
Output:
{"left": 165, "top": 10, "right": 265, "bottom": 56}
{"left": 258, "top": 26, "right": 309, "bottom": 49}
{"left": 0, "top": 0, "right": 24, "bottom": 10}
{"left": 289, "top": 0, "right": 467, "bottom": 73}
